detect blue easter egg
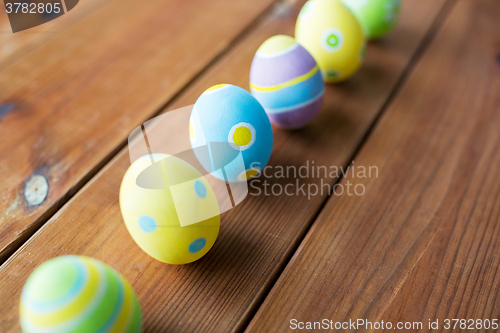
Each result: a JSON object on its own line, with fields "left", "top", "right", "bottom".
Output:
{"left": 189, "top": 84, "right": 273, "bottom": 182}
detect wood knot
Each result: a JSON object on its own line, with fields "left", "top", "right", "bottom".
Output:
{"left": 24, "top": 175, "right": 49, "bottom": 207}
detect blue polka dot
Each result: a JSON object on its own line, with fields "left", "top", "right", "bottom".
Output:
{"left": 138, "top": 215, "right": 157, "bottom": 233}
{"left": 194, "top": 180, "right": 207, "bottom": 199}
{"left": 189, "top": 238, "right": 206, "bottom": 253}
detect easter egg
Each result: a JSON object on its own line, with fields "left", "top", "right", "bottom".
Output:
{"left": 189, "top": 84, "right": 273, "bottom": 181}
{"left": 20, "top": 255, "right": 142, "bottom": 333}
{"left": 295, "top": 0, "right": 366, "bottom": 83}
{"left": 340, "top": 0, "right": 401, "bottom": 40}
{"left": 249, "top": 35, "right": 325, "bottom": 129}
{"left": 120, "top": 154, "right": 220, "bottom": 264}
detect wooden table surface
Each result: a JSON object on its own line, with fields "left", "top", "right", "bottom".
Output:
{"left": 0, "top": 0, "right": 499, "bottom": 332}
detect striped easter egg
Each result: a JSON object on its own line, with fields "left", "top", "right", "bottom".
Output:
{"left": 20, "top": 256, "right": 142, "bottom": 333}
{"left": 250, "top": 35, "right": 325, "bottom": 129}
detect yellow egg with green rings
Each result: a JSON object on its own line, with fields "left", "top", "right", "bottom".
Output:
{"left": 120, "top": 154, "right": 220, "bottom": 265}
{"left": 20, "top": 255, "right": 142, "bottom": 333}
{"left": 295, "top": 0, "right": 366, "bottom": 83}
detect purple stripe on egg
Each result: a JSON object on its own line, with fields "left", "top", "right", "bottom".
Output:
{"left": 250, "top": 44, "right": 317, "bottom": 87}
{"left": 268, "top": 94, "right": 324, "bottom": 129}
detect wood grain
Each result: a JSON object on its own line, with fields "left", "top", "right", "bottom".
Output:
{"left": 0, "top": 0, "right": 278, "bottom": 263}
{"left": 0, "top": 0, "right": 449, "bottom": 331}
{"left": 0, "top": 0, "right": 111, "bottom": 70}
{"left": 245, "top": 0, "right": 500, "bottom": 331}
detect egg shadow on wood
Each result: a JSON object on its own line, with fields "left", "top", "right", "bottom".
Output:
{"left": 270, "top": 105, "right": 357, "bottom": 154}
{"left": 166, "top": 211, "right": 263, "bottom": 283}
{"left": 140, "top": 223, "right": 263, "bottom": 333}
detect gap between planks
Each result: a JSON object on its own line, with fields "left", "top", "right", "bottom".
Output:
{"left": 233, "top": 0, "right": 459, "bottom": 331}
{"left": 0, "top": 0, "right": 282, "bottom": 266}
{"left": 0, "top": 0, "right": 455, "bottom": 331}
{"left": 244, "top": 0, "right": 500, "bottom": 330}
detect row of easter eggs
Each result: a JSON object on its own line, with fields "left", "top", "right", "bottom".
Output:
{"left": 118, "top": 0, "right": 402, "bottom": 272}
{"left": 19, "top": 1, "right": 401, "bottom": 332}
{"left": 252, "top": 0, "right": 401, "bottom": 129}
{"left": 118, "top": 0, "right": 404, "bottom": 271}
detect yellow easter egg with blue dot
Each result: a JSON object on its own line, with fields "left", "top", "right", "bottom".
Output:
{"left": 295, "top": 0, "right": 366, "bottom": 83}
{"left": 119, "top": 154, "right": 220, "bottom": 265}
{"left": 20, "top": 255, "right": 142, "bottom": 333}
{"left": 250, "top": 35, "right": 325, "bottom": 129}
{"left": 189, "top": 84, "right": 273, "bottom": 182}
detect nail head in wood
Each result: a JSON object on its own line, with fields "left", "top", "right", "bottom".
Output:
{"left": 24, "top": 175, "right": 49, "bottom": 207}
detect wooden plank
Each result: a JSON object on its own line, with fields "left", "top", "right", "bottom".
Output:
{"left": 245, "top": 0, "right": 500, "bottom": 331}
{"left": 0, "top": 0, "right": 449, "bottom": 331}
{"left": 0, "top": 0, "right": 111, "bottom": 70}
{"left": 0, "top": 0, "right": 278, "bottom": 263}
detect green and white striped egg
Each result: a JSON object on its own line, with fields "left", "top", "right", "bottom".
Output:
{"left": 20, "top": 256, "right": 142, "bottom": 333}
